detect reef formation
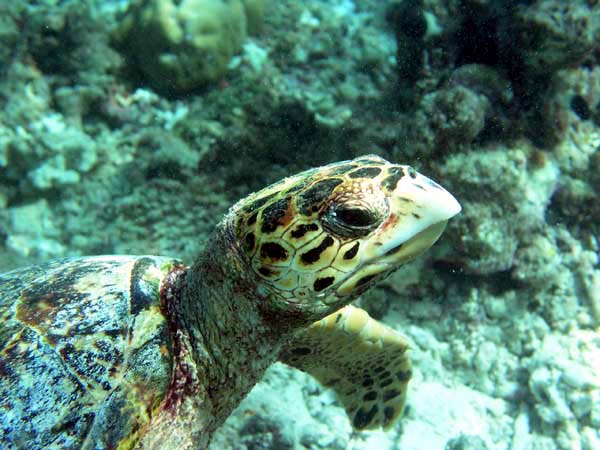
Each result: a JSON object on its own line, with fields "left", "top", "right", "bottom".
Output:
{"left": 0, "top": 0, "right": 599, "bottom": 449}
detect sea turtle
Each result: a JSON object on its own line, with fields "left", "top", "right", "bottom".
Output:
{"left": 0, "top": 155, "right": 461, "bottom": 450}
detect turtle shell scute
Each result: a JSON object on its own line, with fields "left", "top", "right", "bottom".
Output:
{"left": 0, "top": 256, "right": 177, "bottom": 449}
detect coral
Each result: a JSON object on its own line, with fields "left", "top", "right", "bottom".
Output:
{"left": 0, "top": 116, "right": 98, "bottom": 194}
{"left": 380, "top": 0, "right": 600, "bottom": 147}
{"left": 524, "top": 330, "right": 600, "bottom": 449}
{"left": 114, "top": 0, "right": 265, "bottom": 94}
{"left": 512, "top": 234, "right": 562, "bottom": 289}
{"left": 503, "top": 0, "right": 600, "bottom": 77}
{"left": 0, "top": 63, "right": 99, "bottom": 203}
{"left": 5, "top": 199, "right": 66, "bottom": 260}
{"left": 396, "top": 85, "right": 490, "bottom": 160}
{"left": 385, "top": 0, "right": 429, "bottom": 86}
{"left": 0, "top": 3, "right": 23, "bottom": 75}
{"left": 210, "top": 364, "right": 354, "bottom": 450}
{"left": 545, "top": 66, "right": 600, "bottom": 235}
{"left": 242, "top": 0, "right": 266, "bottom": 35}
{"left": 441, "top": 144, "right": 559, "bottom": 274}
{"left": 13, "top": 0, "right": 121, "bottom": 87}
{"left": 446, "top": 435, "right": 490, "bottom": 450}
{"left": 447, "top": 64, "right": 514, "bottom": 136}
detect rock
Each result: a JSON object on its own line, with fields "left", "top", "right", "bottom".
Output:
{"left": 114, "top": 0, "right": 265, "bottom": 94}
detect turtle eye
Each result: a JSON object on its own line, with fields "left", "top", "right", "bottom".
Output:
{"left": 323, "top": 203, "right": 383, "bottom": 237}
{"left": 336, "top": 206, "right": 378, "bottom": 228}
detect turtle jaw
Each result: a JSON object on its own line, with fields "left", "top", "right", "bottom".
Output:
{"left": 334, "top": 220, "right": 450, "bottom": 296}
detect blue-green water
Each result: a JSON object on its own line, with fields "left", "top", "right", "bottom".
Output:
{"left": 0, "top": 1, "right": 599, "bottom": 449}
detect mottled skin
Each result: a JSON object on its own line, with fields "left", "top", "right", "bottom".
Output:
{"left": 0, "top": 155, "right": 461, "bottom": 449}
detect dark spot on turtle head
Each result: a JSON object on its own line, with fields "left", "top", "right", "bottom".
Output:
{"left": 290, "top": 223, "right": 319, "bottom": 239}
{"left": 383, "top": 389, "right": 402, "bottom": 402}
{"left": 356, "top": 274, "right": 377, "bottom": 287}
{"left": 291, "top": 347, "right": 312, "bottom": 356}
{"left": 260, "top": 242, "right": 289, "bottom": 262}
{"left": 408, "top": 167, "right": 417, "bottom": 179}
{"left": 424, "top": 177, "right": 444, "bottom": 190}
{"left": 397, "top": 370, "right": 412, "bottom": 382}
{"left": 313, "top": 276, "right": 335, "bottom": 292}
{"left": 363, "top": 391, "right": 377, "bottom": 402}
{"left": 258, "top": 267, "right": 276, "bottom": 278}
{"left": 323, "top": 378, "right": 341, "bottom": 387}
{"left": 284, "top": 180, "right": 309, "bottom": 195}
{"left": 335, "top": 313, "right": 342, "bottom": 323}
{"left": 380, "top": 378, "right": 393, "bottom": 388}
{"left": 327, "top": 163, "right": 359, "bottom": 176}
{"left": 261, "top": 197, "right": 291, "bottom": 233}
{"left": 297, "top": 178, "right": 343, "bottom": 215}
{"left": 244, "top": 192, "right": 277, "bottom": 213}
{"left": 244, "top": 233, "right": 256, "bottom": 252}
{"left": 383, "top": 406, "right": 396, "bottom": 424}
{"left": 247, "top": 212, "right": 258, "bottom": 226}
{"left": 348, "top": 166, "right": 382, "bottom": 179}
{"left": 353, "top": 405, "right": 378, "bottom": 429}
{"left": 343, "top": 242, "right": 360, "bottom": 260}
{"left": 300, "top": 236, "right": 335, "bottom": 264}
{"left": 381, "top": 167, "right": 403, "bottom": 191}
{"left": 384, "top": 242, "right": 403, "bottom": 257}
{"left": 412, "top": 213, "right": 421, "bottom": 219}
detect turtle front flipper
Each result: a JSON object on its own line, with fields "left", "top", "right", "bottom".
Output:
{"left": 279, "top": 305, "right": 411, "bottom": 430}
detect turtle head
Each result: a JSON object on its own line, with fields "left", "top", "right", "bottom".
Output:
{"left": 230, "top": 155, "right": 461, "bottom": 321}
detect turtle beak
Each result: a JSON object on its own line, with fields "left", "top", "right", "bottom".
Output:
{"left": 389, "top": 172, "right": 462, "bottom": 225}
{"left": 406, "top": 172, "right": 462, "bottom": 223}
{"left": 375, "top": 171, "right": 461, "bottom": 258}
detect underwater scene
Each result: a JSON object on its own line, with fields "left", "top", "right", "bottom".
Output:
{"left": 0, "top": 0, "right": 599, "bottom": 449}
